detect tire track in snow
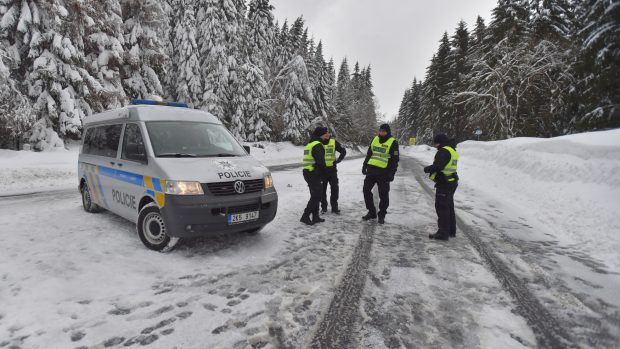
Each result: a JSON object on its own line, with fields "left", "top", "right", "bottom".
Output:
{"left": 405, "top": 156, "right": 575, "bottom": 349}
{"left": 309, "top": 223, "right": 375, "bottom": 349}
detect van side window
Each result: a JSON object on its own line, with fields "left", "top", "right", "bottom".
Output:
{"left": 122, "top": 124, "right": 147, "bottom": 163}
{"left": 82, "top": 125, "right": 122, "bottom": 158}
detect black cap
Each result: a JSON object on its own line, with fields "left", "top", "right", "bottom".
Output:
{"left": 379, "top": 124, "right": 391, "bottom": 133}
{"left": 433, "top": 133, "right": 450, "bottom": 145}
{"left": 313, "top": 126, "right": 329, "bottom": 138}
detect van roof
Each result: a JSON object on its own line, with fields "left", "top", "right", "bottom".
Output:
{"left": 82, "top": 105, "right": 222, "bottom": 125}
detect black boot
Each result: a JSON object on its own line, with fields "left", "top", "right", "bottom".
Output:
{"left": 362, "top": 211, "right": 377, "bottom": 221}
{"left": 321, "top": 207, "right": 328, "bottom": 214}
{"left": 312, "top": 211, "right": 325, "bottom": 224}
{"left": 378, "top": 215, "right": 385, "bottom": 224}
{"left": 300, "top": 212, "right": 314, "bottom": 226}
{"left": 332, "top": 208, "right": 341, "bottom": 215}
{"left": 429, "top": 233, "right": 449, "bottom": 241}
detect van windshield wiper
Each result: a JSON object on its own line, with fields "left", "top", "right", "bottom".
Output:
{"left": 157, "top": 153, "right": 197, "bottom": 158}
{"left": 198, "top": 153, "right": 241, "bottom": 157}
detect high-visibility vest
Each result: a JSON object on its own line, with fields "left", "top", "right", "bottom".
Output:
{"left": 303, "top": 141, "right": 322, "bottom": 171}
{"left": 430, "top": 146, "right": 459, "bottom": 182}
{"left": 324, "top": 138, "right": 336, "bottom": 167}
{"left": 367, "top": 136, "right": 395, "bottom": 169}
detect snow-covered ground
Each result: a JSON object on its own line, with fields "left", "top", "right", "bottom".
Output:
{"left": 404, "top": 129, "right": 620, "bottom": 271}
{"left": 1, "top": 131, "right": 619, "bottom": 348}
{"left": 405, "top": 129, "right": 620, "bottom": 347}
{"left": 0, "top": 158, "right": 537, "bottom": 348}
{"left": 0, "top": 147, "right": 79, "bottom": 195}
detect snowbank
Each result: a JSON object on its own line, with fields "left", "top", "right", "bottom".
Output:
{"left": 404, "top": 129, "right": 620, "bottom": 270}
{"left": 0, "top": 147, "right": 79, "bottom": 195}
{"left": 244, "top": 141, "right": 303, "bottom": 166}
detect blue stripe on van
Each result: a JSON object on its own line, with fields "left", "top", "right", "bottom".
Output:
{"left": 152, "top": 178, "right": 162, "bottom": 192}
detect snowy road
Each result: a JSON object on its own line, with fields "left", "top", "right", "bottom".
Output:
{"left": 1, "top": 157, "right": 618, "bottom": 348}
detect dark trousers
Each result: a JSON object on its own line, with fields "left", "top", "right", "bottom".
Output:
{"left": 435, "top": 183, "right": 458, "bottom": 238}
{"left": 363, "top": 174, "right": 390, "bottom": 216}
{"left": 303, "top": 170, "right": 323, "bottom": 214}
{"left": 321, "top": 171, "right": 339, "bottom": 210}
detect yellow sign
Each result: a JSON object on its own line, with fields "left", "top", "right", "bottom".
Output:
{"left": 409, "top": 137, "right": 416, "bottom": 145}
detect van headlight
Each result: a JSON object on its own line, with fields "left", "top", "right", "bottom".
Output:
{"left": 264, "top": 175, "right": 274, "bottom": 189}
{"left": 165, "top": 181, "right": 204, "bottom": 195}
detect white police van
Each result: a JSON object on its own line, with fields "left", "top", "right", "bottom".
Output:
{"left": 78, "top": 100, "right": 278, "bottom": 251}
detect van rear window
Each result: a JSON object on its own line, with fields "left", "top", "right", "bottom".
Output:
{"left": 82, "top": 124, "right": 123, "bottom": 158}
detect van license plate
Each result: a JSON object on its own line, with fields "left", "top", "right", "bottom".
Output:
{"left": 228, "top": 211, "right": 259, "bottom": 225}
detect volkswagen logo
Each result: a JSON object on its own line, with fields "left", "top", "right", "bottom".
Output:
{"left": 234, "top": 181, "right": 245, "bottom": 194}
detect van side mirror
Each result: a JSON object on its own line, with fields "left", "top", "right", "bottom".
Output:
{"left": 243, "top": 145, "right": 251, "bottom": 154}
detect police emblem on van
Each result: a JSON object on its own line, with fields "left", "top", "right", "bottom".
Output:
{"left": 234, "top": 181, "right": 245, "bottom": 194}
{"left": 214, "top": 160, "right": 236, "bottom": 170}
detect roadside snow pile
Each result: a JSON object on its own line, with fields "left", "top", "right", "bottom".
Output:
{"left": 244, "top": 141, "right": 303, "bottom": 166}
{"left": 0, "top": 147, "right": 78, "bottom": 195}
{"left": 405, "top": 129, "right": 620, "bottom": 270}
{"left": 246, "top": 141, "right": 362, "bottom": 166}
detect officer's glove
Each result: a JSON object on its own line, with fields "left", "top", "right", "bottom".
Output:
{"left": 335, "top": 159, "right": 342, "bottom": 164}
{"left": 362, "top": 165, "right": 368, "bottom": 175}
{"left": 388, "top": 174, "right": 395, "bottom": 182}
{"left": 423, "top": 166, "right": 432, "bottom": 173}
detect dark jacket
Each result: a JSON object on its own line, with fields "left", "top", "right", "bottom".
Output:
{"left": 424, "top": 140, "right": 458, "bottom": 186}
{"left": 306, "top": 137, "right": 327, "bottom": 175}
{"left": 322, "top": 138, "right": 347, "bottom": 173}
{"left": 363, "top": 135, "right": 399, "bottom": 179}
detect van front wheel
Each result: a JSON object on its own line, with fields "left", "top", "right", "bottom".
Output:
{"left": 137, "top": 203, "right": 179, "bottom": 252}
{"left": 81, "top": 184, "right": 102, "bottom": 213}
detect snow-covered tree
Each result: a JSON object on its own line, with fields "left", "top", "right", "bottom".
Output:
{"left": 246, "top": 0, "right": 275, "bottom": 80}
{"left": 574, "top": 0, "right": 620, "bottom": 131}
{"left": 168, "top": 0, "right": 202, "bottom": 106}
{"left": 121, "top": 0, "right": 168, "bottom": 100}
{"left": 0, "top": 40, "right": 34, "bottom": 149}
{"left": 85, "top": 0, "right": 126, "bottom": 110}
{"left": 197, "top": 0, "right": 244, "bottom": 125}
{"left": 270, "top": 55, "right": 314, "bottom": 144}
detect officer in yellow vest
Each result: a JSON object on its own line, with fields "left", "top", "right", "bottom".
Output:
{"left": 301, "top": 127, "right": 330, "bottom": 225}
{"left": 424, "top": 134, "right": 459, "bottom": 240}
{"left": 320, "top": 131, "right": 347, "bottom": 214}
{"left": 362, "top": 124, "right": 399, "bottom": 224}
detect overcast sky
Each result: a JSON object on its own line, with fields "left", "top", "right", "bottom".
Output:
{"left": 270, "top": 0, "right": 498, "bottom": 121}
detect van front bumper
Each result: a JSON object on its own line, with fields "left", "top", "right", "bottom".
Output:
{"left": 160, "top": 189, "right": 278, "bottom": 238}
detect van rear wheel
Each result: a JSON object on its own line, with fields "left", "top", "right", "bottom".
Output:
{"left": 81, "top": 184, "right": 102, "bottom": 213}
{"left": 137, "top": 203, "right": 179, "bottom": 252}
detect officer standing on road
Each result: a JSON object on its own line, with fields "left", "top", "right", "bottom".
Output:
{"left": 321, "top": 131, "right": 347, "bottom": 215}
{"left": 424, "top": 134, "right": 459, "bottom": 240}
{"left": 362, "top": 124, "right": 399, "bottom": 224}
{"left": 301, "top": 127, "right": 330, "bottom": 225}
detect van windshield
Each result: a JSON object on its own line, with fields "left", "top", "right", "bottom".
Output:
{"left": 146, "top": 122, "right": 247, "bottom": 158}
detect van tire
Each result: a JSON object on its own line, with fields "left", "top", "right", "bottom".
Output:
{"left": 137, "top": 203, "right": 180, "bottom": 252}
{"left": 81, "top": 184, "right": 102, "bottom": 213}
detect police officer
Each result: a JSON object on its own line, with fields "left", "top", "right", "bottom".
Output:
{"left": 301, "top": 127, "right": 330, "bottom": 225}
{"left": 321, "top": 131, "right": 347, "bottom": 214}
{"left": 362, "top": 124, "right": 399, "bottom": 224}
{"left": 424, "top": 134, "right": 459, "bottom": 240}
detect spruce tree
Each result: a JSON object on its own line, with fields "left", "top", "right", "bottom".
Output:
{"left": 168, "top": 0, "right": 202, "bottom": 107}
{"left": 120, "top": 0, "right": 168, "bottom": 100}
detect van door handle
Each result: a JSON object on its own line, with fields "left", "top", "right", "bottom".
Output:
{"left": 110, "top": 161, "right": 115, "bottom": 166}
{"left": 117, "top": 163, "right": 123, "bottom": 167}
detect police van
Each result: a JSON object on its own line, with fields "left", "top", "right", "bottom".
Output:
{"left": 78, "top": 100, "right": 278, "bottom": 252}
